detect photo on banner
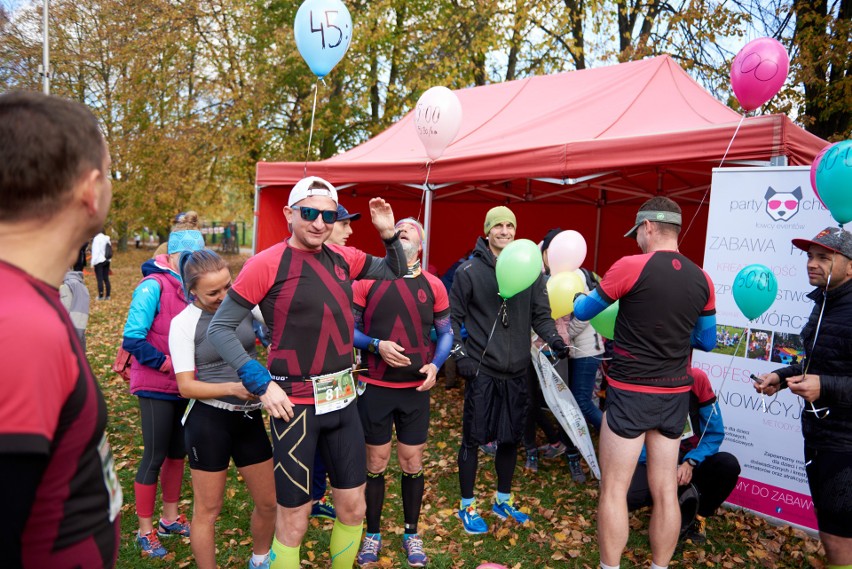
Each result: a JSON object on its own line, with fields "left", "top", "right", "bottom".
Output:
{"left": 693, "top": 166, "right": 833, "bottom": 533}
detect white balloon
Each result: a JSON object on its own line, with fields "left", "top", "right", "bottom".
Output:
{"left": 413, "top": 86, "right": 462, "bottom": 161}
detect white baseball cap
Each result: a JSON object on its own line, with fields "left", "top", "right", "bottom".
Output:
{"left": 288, "top": 176, "right": 338, "bottom": 207}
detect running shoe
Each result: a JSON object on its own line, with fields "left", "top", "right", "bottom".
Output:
{"left": 492, "top": 495, "right": 530, "bottom": 525}
{"left": 248, "top": 554, "right": 271, "bottom": 569}
{"left": 524, "top": 449, "right": 539, "bottom": 472}
{"left": 537, "top": 441, "right": 567, "bottom": 459}
{"left": 566, "top": 452, "right": 587, "bottom": 483}
{"left": 479, "top": 441, "right": 497, "bottom": 456}
{"left": 158, "top": 513, "right": 191, "bottom": 537}
{"left": 402, "top": 534, "right": 429, "bottom": 567}
{"left": 136, "top": 530, "right": 167, "bottom": 558}
{"left": 310, "top": 496, "right": 336, "bottom": 520}
{"left": 356, "top": 533, "right": 382, "bottom": 566}
{"left": 682, "top": 515, "right": 707, "bottom": 544}
{"left": 457, "top": 500, "right": 489, "bottom": 534}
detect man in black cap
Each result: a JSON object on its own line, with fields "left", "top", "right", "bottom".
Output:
{"left": 574, "top": 196, "right": 716, "bottom": 569}
{"left": 756, "top": 226, "right": 852, "bottom": 569}
{"left": 328, "top": 204, "right": 361, "bottom": 247}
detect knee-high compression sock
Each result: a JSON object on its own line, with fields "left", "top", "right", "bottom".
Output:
{"left": 401, "top": 470, "right": 425, "bottom": 535}
{"left": 365, "top": 471, "right": 385, "bottom": 534}
{"left": 270, "top": 537, "right": 299, "bottom": 569}
{"left": 330, "top": 519, "right": 362, "bottom": 568}
{"left": 494, "top": 443, "right": 517, "bottom": 494}
{"left": 134, "top": 482, "right": 157, "bottom": 518}
{"left": 160, "top": 457, "right": 185, "bottom": 503}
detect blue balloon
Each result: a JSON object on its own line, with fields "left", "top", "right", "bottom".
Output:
{"left": 294, "top": 0, "right": 352, "bottom": 78}
{"left": 732, "top": 264, "right": 778, "bottom": 321}
{"left": 815, "top": 140, "right": 852, "bottom": 225}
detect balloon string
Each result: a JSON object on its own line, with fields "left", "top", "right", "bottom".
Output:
{"left": 417, "top": 161, "right": 432, "bottom": 222}
{"left": 304, "top": 79, "right": 320, "bottom": 177}
{"left": 680, "top": 113, "right": 747, "bottom": 245}
{"left": 474, "top": 301, "right": 504, "bottom": 379}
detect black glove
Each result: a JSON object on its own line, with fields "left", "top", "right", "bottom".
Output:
{"left": 551, "top": 339, "right": 570, "bottom": 359}
{"left": 456, "top": 356, "right": 479, "bottom": 379}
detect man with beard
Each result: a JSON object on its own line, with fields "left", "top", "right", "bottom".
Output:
{"left": 352, "top": 218, "right": 452, "bottom": 567}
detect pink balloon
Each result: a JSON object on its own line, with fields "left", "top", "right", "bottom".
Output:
{"left": 810, "top": 145, "right": 831, "bottom": 208}
{"left": 547, "top": 230, "right": 587, "bottom": 274}
{"left": 476, "top": 565, "right": 509, "bottom": 569}
{"left": 730, "top": 37, "right": 790, "bottom": 111}
{"left": 414, "top": 86, "right": 462, "bottom": 160}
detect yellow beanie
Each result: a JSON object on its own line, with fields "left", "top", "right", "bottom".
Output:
{"left": 484, "top": 206, "right": 517, "bottom": 235}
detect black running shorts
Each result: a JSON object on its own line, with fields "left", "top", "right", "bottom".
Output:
{"left": 184, "top": 402, "right": 272, "bottom": 472}
{"left": 805, "top": 444, "right": 852, "bottom": 538}
{"left": 605, "top": 385, "right": 689, "bottom": 439}
{"left": 357, "top": 383, "right": 430, "bottom": 446}
{"left": 270, "top": 401, "right": 366, "bottom": 507}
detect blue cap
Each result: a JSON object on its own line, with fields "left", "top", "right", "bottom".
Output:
{"left": 336, "top": 204, "right": 361, "bottom": 222}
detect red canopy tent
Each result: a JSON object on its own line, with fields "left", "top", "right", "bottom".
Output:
{"left": 255, "top": 55, "right": 826, "bottom": 275}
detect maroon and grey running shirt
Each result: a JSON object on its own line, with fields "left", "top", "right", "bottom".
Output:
{"left": 228, "top": 241, "right": 369, "bottom": 403}
{"left": 353, "top": 272, "right": 450, "bottom": 388}
{"left": 0, "top": 261, "right": 119, "bottom": 568}
{"left": 596, "top": 250, "right": 715, "bottom": 391}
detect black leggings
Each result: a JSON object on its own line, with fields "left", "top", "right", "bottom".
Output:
{"left": 94, "top": 261, "right": 111, "bottom": 298}
{"left": 135, "top": 397, "right": 188, "bottom": 485}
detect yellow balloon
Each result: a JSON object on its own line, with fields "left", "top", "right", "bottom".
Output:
{"left": 546, "top": 271, "right": 585, "bottom": 319}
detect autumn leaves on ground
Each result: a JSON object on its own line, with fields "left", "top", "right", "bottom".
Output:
{"left": 90, "top": 248, "right": 825, "bottom": 568}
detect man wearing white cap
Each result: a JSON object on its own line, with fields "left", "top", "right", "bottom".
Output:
{"left": 756, "top": 227, "right": 852, "bottom": 569}
{"left": 209, "top": 176, "right": 406, "bottom": 569}
{"left": 574, "top": 196, "right": 717, "bottom": 569}
{"left": 351, "top": 217, "right": 453, "bottom": 567}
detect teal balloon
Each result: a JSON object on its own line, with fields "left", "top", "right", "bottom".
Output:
{"left": 590, "top": 300, "right": 619, "bottom": 340}
{"left": 732, "top": 264, "right": 778, "bottom": 320}
{"left": 815, "top": 140, "right": 852, "bottom": 225}
{"left": 495, "top": 239, "right": 542, "bottom": 299}
{"left": 294, "top": 0, "right": 352, "bottom": 78}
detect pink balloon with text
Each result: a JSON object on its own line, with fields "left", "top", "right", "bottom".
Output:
{"left": 730, "top": 37, "right": 789, "bottom": 111}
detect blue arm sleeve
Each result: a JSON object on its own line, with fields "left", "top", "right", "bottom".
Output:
{"left": 122, "top": 279, "right": 166, "bottom": 368}
{"left": 691, "top": 314, "right": 717, "bottom": 352}
{"left": 573, "top": 289, "right": 609, "bottom": 322}
{"left": 431, "top": 314, "right": 453, "bottom": 369}
{"left": 353, "top": 329, "right": 372, "bottom": 350}
{"left": 684, "top": 403, "right": 724, "bottom": 464}
{"left": 238, "top": 359, "right": 272, "bottom": 396}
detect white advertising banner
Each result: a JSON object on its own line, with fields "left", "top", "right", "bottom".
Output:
{"left": 693, "top": 166, "right": 833, "bottom": 532}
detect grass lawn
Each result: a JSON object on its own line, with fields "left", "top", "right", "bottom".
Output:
{"left": 85, "top": 248, "right": 826, "bottom": 568}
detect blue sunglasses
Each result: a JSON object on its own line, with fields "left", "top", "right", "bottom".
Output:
{"left": 292, "top": 206, "right": 338, "bottom": 224}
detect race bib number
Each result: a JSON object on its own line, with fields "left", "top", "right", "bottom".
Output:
{"left": 97, "top": 434, "right": 123, "bottom": 522}
{"left": 313, "top": 370, "right": 356, "bottom": 415}
{"left": 682, "top": 414, "right": 695, "bottom": 440}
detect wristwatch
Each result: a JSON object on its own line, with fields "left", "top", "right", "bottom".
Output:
{"left": 368, "top": 338, "right": 381, "bottom": 354}
{"left": 685, "top": 458, "right": 698, "bottom": 468}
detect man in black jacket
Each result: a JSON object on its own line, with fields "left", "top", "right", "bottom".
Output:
{"left": 450, "top": 206, "right": 568, "bottom": 535}
{"left": 756, "top": 227, "right": 852, "bottom": 569}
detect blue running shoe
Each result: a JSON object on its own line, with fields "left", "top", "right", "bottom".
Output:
{"left": 458, "top": 500, "right": 488, "bottom": 534}
{"left": 158, "top": 513, "right": 191, "bottom": 537}
{"left": 356, "top": 533, "right": 382, "bottom": 567}
{"left": 402, "top": 534, "right": 429, "bottom": 567}
{"left": 136, "top": 530, "right": 167, "bottom": 558}
{"left": 479, "top": 441, "right": 497, "bottom": 456}
{"left": 492, "top": 495, "right": 530, "bottom": 525}
{"left": 310, "top": 496, "right": 336, "bottom": 520}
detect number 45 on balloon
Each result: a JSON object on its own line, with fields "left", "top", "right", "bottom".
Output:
{"left": 294, "top": 0, "right": 353, "bottom": 78}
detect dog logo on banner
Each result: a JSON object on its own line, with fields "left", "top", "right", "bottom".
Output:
{"left": 530, "top": 345, "right": 600, "bottom": 479}
{"left": 764, "top": 186, "right": 802, "bottom": 222}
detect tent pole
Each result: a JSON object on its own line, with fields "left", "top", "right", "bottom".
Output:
{"left": 594, "top": 189, "right": 603, "bottom": 273}
{"left": 423, "top": 183, "right": 433, "bottom": 272}
{"left": 252, "top": 185, "right": 260, "bottom": 255}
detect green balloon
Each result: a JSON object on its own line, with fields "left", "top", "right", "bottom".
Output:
{"left": 732, "top": 264, "right": 778, "bottom": 320}
{"left": 495, "top": 239, "right": 543, "bottom": 299}
{"left": 590, "top": 300, "right": 619, "bottom": 339}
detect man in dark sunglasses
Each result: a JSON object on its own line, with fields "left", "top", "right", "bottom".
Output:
{"left": 756, "top": 227, "right": 852, "bottom": 568}
{"left": 209, "top": 175, "right": 407, "bottom": 569}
